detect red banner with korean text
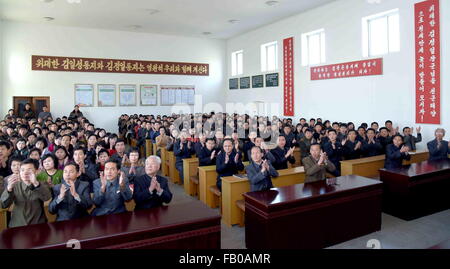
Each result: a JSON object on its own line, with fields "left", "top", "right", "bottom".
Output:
{"left": 283, "top": 37, "right": 294, "bottom": 116}
{"left": 415, "top": 0, "right": 440, "bottom": 124}
{"left": 310, "top": 58, "right": 383, "bottom": 80}
{"left": 31, "top": 55, "right": 209, "bottom": 76}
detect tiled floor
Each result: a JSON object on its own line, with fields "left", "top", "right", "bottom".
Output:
{"left": 167, "top": 181, "right": 450, "bottom": 249}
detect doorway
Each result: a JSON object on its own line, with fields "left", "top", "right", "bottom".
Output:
{"left": 13, "top": 97, "right": 50, "bottom": 119}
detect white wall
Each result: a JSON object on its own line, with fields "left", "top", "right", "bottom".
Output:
{"left": 226, "top": 0, "right": 450, "bottom": 148}
{"left": 1, "top": 21, "right": 227, "bottom": 132}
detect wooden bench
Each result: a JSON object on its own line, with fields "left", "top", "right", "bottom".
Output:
{"left": 183, "top": 158, "right": 200, "bottom": 197}
{"left": 340, "top": 150, "right": 429, "bottom": 178}
{"left": 167, "top": 150, "right": 181, "bottom": 184}
{"left": 160, "top": 147, "right": 170, "bottom": 177}
{"left": 152, "top": 143, "right": 157, "bottom": 156}
{"left": 221, "top": 166, "right": 306, "bottom": 227}
{"left": 145, "top": 139, "right": 153, "bottom": 157}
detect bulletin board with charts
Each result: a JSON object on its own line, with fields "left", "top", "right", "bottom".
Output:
{"left": 160, "top": 85, "right": 195, "bottom": 105}
{"left": 119, "top": 84, "right": 137, "bottom": 106}
{"left": 97, "top": 84, "right": 116, "bottom": 107}
{"left": 74, "top": 84, "right": 94, "bottom": 107}
{"left": 140, "top": 85, "right": 158, "bottom": 106}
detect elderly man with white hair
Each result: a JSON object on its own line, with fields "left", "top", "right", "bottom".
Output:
{"left": 133, "top": 155, "right": 173, "bottom": 210}
{"left": 427, "top": 128, "right": 450, "bottom": 161}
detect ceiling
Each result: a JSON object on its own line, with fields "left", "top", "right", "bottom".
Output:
{"left": 0, "top": 0, "right": 336, "bottom": 39}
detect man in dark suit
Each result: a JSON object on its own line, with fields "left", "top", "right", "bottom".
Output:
{"left": 198, "top": 138, "right": 219, "bottom": 167}
{"left": 270, "top": 135, "right": 295, "bottom": 170}
{"left": 403, "top": 127, "right": 422, "bottom": 151}
{"left": 173, "top": 133, "right": 195, "bottom": 183}
{"left": 245, "top": 146, "right": 278, "bottom": 192}
{"left": 385, "top": 135, "right": 411, "bottom": 170}
{"left": 215, "top": 139, "right": 244, "bottom": 191}
{"left": 427, "top": 128, "right": 450, "bottom": 161}
{"left": 133, "top": 156, "right": 173, "bottom": 210}
{"left": 48, "top": 162, "right": 93, "bottom": 221}
{"left": 322, "top": 129, "right": 343, "bottom": 176}
{"left": 362, "top": 128, "right": 383, "bottom": 157}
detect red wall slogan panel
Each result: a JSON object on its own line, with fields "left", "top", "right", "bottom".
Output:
{"left": 283, "top": 37, "right": 294, "bottom": 116}
{"left": 31, "top": 55, "right": 209, "bottom": 76}
{"left": 415, "top": 0, "right": 440, "bottom": 124}
{"left": 311, "top": 58, "right": 382, "bottom": 80}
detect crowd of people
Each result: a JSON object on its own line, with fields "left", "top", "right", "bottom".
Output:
{"left": 0, "top": 106, "right": 172, "bottom": 229}
{"left": 119, "top": 112, "right": 450, "bottom": 192}
{"left": 0, "top": 108, "right": 449, "bottom": 229}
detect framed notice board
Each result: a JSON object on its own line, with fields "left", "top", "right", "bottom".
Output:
{"left": 229, "top": 78, "right": 239, "bottom": 90}
{"left": 160, "top": 85, "right": 195, "bottom": 105}
{"left": 252, "top": 75, "right": 264, "bottom": 88}
{"left": 266, "top": 73, "right": 279, "bottom": 87}
{"left": 240, "top": 77, "right": 250, "bottom": 89}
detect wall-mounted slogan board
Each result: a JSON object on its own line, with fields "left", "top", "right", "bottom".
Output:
{"left": 240, "top": 77, "right": 251, "bottom": 89}
{"left": 415, "top": 0, "right": 440, "bottom": 124}
{"left": 310, "top": 58, "right": 383, "bottom": 80}
{"left": 283, "top": 37, "right": 294, "bottom": 117}
{"left": 266, "top": 73, "right": 279, "bottom": 87}
{"left": 31, "top": 55, "right": 209, "bottom": 76}
{"left": 229, "top": 78, "right": 239, "bottom": 90}
{"left": 252, "top": 75, "right": 264, "bottom": 88}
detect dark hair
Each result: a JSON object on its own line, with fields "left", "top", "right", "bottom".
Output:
{"left": 105, "top": 160, "right": 121, "bottom": 170}
{"left": 348, "top": 130, "right": 358, "bottom": 135}
{"left": 385, "top": 120, "right": 393, "bottom": 125}
{"left": 392, "top": 134, "right": 404, "bottom": 141}
{"left": 73, "top": 146, "right": 86, "bottom": 155}
{"left": 0, "top": 140, "right": 11, "bottom": 150}
{"left": 64, "top": 161, "right": 80, "bottom": 172}
{"left": 41, "top": 153, "right": 58, "bottom": 170}
{"left": 371, "top": 122, "right": 379, "bottom": 126}
{"left": 403, "top": 127, "right": 410, "bottom": 132}
{"left": 97, "top": 149, "right": 110, "bottom": 157}
{"left": 367, "top": 128, "right": 376, "bottom": 134}
{"left": 8, "top": 156, "right": 23, "bottom": 167}
{"left": 379, "top": 127, "right": 389, "bottom": 132}
{"left": 115, "top": 139, "right": 125, "bottom": 145}
{"left": 328, "top": 129, "right": 337, "bottom": 135}
{"left": 21, "top": 158, "right": 39, "bottom": 170}
{"left": 35, "top": 137, "right": 48, "bottom": 148}
{"left": 54, "top": 146, "right": 69, "bottom": 158}
{"left": 310, "top": 143, "right": 321, "bottom": 149}
{"left": 304, "top": 128, "right": 313, "bottom": 134}
{"left": 28, "top": 148, "right": 42, "bottom": 157}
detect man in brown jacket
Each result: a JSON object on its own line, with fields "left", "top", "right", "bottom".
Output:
{"left": 302, "top": 143, "right": 336, "bottom": 183}
{"left": 1, "top": 158, "right": 52, "bottom": 228}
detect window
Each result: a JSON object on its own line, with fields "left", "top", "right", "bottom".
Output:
{"left": 362, "top": 9, "right": 400, "bottom": 57}
{"left": 301, "top": 29, "right": 326, "bottom": 66}
{"left": 261, "top": 41, "right": 278, "bottom": 72}
{"left": 231, "top": 50, "right": 243, "bottom": 76}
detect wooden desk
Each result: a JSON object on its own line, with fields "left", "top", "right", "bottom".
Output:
{"left": 244, "top": 175, "right": 382, "bottom": 249}
{"left": 0, "top": 209, "right": 7, "bottom": 233}
{"left": 293, "top": 148, "right": 302, "bottom": 167}
{"left": 430, "top": 238, "right": 450, "bottom": 249}
{"left": 379, "top": 159, "right": 450, "bottom": 220}
{"left": 198, "top": 162, "right": 249, "bottom": 209}
{"left": 221, "top": 167, "right": 305, "bottom": 227}
{"left": 183, "top": 158, "right": 199, "bottom": 196}
{"left": 167, "top": 151, "right": 181, "bottom": 184}
{"left": 160, "top": 148, "right": 170, "bottom": 177}
{"left": 341, "top": 150, "right": 429, "bottom": 177}
{"left": 0, "top": 201, "right": 220, "bottom": 249}
{"left": 145, "top": 139, "right": 153, "bottom": 157}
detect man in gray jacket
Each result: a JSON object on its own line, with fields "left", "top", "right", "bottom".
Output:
{"left": 245, "top": 146, "right": 279, "bottom": 192}
{"left": 49, "top": 162, "right": 93, "bottom": 221}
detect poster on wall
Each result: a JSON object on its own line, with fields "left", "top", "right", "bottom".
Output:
{"left": 119, "top": 84, "right": 137, "bottom": 106}
{"left": 97, "top": 84, "right": 116, "bottom": 107}
{"left": 160, "top": 85, "right": 195, "bottom": 105}
{"left": 310, "top": 58, "right": 383, "bottom": 80}
{"left": 266, "top": 73, "right": 279, "bottom": 87}
{"left": 74, "top": 84, "right": 94, "bottom": 107}
{"left": 283, "top": 37, "right": 294, "bottom": 116}
{"left": 252, "top": 75, "right": 264, "bottom": 88}
{"left": 240, "top": 77, "right": 250, "bottom": 89}
{"left": 415, "top": 0, "right": 440, "bottom": 124}
{"left": 140, "top": 85, "right": 158, "bottom": 106}
{"left": 229, "top": 78, "right": 239, "bottom": 90}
